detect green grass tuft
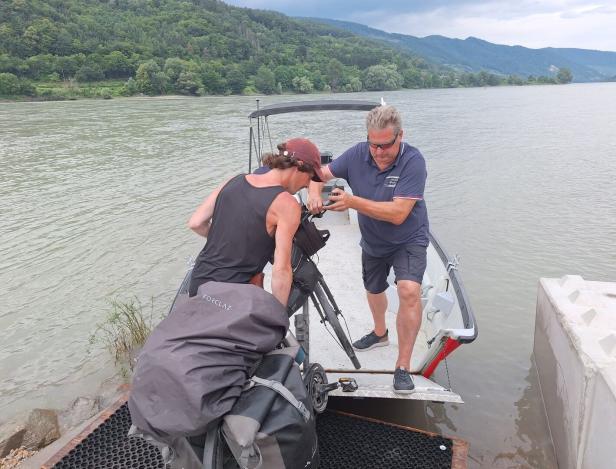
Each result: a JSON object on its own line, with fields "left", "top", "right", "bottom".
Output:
{"left": 89, "top": 297, "right": 155, "bottom": 374}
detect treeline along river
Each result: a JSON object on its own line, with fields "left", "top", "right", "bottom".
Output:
{"left": 1, "top": 83, "right": 615, "bottom": 467}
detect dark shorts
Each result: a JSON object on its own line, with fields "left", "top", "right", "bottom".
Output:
{"left": 361, "top": 244, "right": 427, "bottom": 294}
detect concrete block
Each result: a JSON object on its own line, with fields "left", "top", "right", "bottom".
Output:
{"left": 534, "top": 276, "right": 616, "bottom": 469}
{"left": 580, "top": 364, "right": 616, "bottom": 469}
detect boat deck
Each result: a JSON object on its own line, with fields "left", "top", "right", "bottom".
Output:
{"left": 285, "top": 205, "right": 462, "bottom": 402}
{"left": 42, "top": 396, "right": 468, "bottom": 469}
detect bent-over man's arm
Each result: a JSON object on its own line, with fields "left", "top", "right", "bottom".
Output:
{"left": 307, "top": 165, "right": 335, "bottom": 213}
{"left": 270, "top": 193, "right": 301, "bottom": 306}
{"left": 187, "top": 184, "right": 225, "bottom": 237}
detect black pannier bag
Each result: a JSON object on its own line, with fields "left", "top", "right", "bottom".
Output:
{"left": 293, "top": 218, "right": 329, "bottom": 257}
{"left": 286, "top": 247, "right": 319, "bottom": 316}
{"left": 127, "top": 281, "right": 289, "bottom": 463}
{"left": 286, "top": 219, "right": 329, "bottom": 316}
{"left": 220, "top": 347, "right": 318, "bottom": 469}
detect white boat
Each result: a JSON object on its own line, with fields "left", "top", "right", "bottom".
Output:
{"left": 248, "top": 100, "right": 478, "bottom": 405}
{"left": 35, "top": 100, "right": 476, "bottom": 469}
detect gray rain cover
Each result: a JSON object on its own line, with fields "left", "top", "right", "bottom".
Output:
{"left": 128, "top": 281, "right": 289, "bottom": 445}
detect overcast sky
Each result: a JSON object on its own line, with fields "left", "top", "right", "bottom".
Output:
{"left": 223, "top": 0, "right": 616, "bottom": 51}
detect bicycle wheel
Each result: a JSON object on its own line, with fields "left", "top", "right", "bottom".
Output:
{"left": 312, "top": 281, "right": 361, "bottom": 370}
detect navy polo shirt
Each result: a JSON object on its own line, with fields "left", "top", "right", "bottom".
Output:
{"left": 329, "top": 142, "right": 429, "bottom": 257}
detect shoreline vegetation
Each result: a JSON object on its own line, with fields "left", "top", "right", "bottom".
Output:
{"left": 1, "top": 0, "right": 575, "bottom": 102}
{"left": 0, "top": 71, "right": 575, "bottom": 103}
{"left": 88, "top": 297, "right": 156, "bottom": 378}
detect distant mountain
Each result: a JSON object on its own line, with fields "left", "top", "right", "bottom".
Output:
{"left": 303, "top": 18, "right": 616, "bottom": 82}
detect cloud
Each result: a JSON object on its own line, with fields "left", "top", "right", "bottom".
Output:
{"left": 223, "top": 0, "right": 616, "bottom": 50}
{"left": 560, "top": 4, "right": 616, "bottom": 18}
{"left": 351, "top": 1, "right": 616, "bottom": 50}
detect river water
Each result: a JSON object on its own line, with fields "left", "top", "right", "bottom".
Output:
{"left": 2, "top": 84, "right": 615, "bottom": 467}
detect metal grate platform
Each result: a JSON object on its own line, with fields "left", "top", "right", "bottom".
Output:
{"left": 51, "top": 404, "right": 165, "bottom": 469}
{"left": 317, "top": 411, "right": 453, "bottom": 469}
{"left": 47, "top": 402, "right": 463, "bottom": 468}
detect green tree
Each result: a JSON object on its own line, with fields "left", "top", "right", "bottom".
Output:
{"left": 325, "top": 58, "right": 345, "bottom": 91}
{"left": 441, "top": 73, "right": 456, "bottom": 88}
{"left": 308, "top": 70, "right": 326, "bottom": 91}
{"left": 176, "top": 71, "right": 202, "bottom": 95}
{"left": 55, "top": 54, "right": 85, "bottom": 80}
{"left": 0, "top": 24, "right": 20, "bottom": 56}
{"left": 254, "top": 65, "right": 276, "bottom": 94}
{"left": 163, "top": 58, "right": 190, "bottom": 84}
{"left": 75, "top": 64, "right": 104, "bottom": 82}
{"left": 477, "top": 71, "right": 490, "bottom": 86}
{"left": 0, "top": 54, "right": 27, "bottom": 75}
{"left": 25, "top": 54, "right": 55, "bottom": 79}
{"left": 22, "top": 18, "right": 59, "bottom": 55}
{"left": 0, "top": 72, "right": 20, "bottom": 95}
{"left": 296, "top": 44, "right": 308, "bottom": 60}
{"left": 507, "top": 75, "right": 525, "bottom": 86}
{"left": 0, "top": 72, "right": 34, "bottom": 96}
{"left": 556, "top": 67, "right": 573, "bottom": 84}
{"left": 135, "top": 60, "right": 168, "bottom": 95}
{"left": 122, "top": 77, "right": 138, "bottom": 96}
{"left": 225, "top": 65, "right": 246, "bottom": 94}
{"left": 51, "top": 30, "right": 74, "bottom": 56}
{"left": 273, "top": 65, "right": 295, "bottom": 90}
{"left": 486, "top": 73, "right": 501, "bottom": 86}
{"left": 348, "top": 76, "right": 362, "bottom": 92}
{"left": 201, "top": 64, "right": 227, "bottom": 94}
{"left": 362, "top": 64, "right": 403, "bottom": 91}
{"left": 291, "top": 75, "right": 313, "bottom": 93}
{"left": 402, "top": 68, "right": 423, "bottom": 88}
{"left": 104, "top": 51, "right": 133, "bottom": 78}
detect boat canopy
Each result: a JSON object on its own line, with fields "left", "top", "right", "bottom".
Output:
{"left": 248, "top": 100, "right": 379, "bottom": 118}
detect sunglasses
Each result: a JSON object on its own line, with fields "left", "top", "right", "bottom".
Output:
{"left": 367, "top": 132, "right": 399, "bottom": 150}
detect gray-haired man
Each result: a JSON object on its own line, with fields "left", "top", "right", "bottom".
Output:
{"left": 308, "top": 105, "right": 428, "bottom": 393}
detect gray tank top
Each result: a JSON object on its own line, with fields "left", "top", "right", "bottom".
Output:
{"left": 189, "top": 174, "right": 285, "bottom": 296}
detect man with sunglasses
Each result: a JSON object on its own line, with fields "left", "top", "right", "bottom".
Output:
{"left": 307, "top": 105, "right": 428, "bottom": 394}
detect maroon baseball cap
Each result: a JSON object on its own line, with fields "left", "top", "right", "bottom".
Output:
{"left": 285, "top": 138, "right": 324, "bottom": 182}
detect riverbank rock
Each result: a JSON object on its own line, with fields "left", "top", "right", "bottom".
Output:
{"left": 0, "top": 409, "right": 59, "bottom": 458}
{"left": 21, "top": 409, "right": 60, "bottom": 450}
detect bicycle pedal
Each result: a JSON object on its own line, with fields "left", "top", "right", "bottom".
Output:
{"left": 338, "top": 377, "right": 358, "bottom": 392}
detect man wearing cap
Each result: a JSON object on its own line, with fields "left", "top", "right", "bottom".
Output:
{"left": 188, "top": 138, "right": 324, "bottom": 307}
{"left": 307, "top": 105, "right": 428, "bottom": 394}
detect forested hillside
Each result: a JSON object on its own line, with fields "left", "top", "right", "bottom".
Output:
{"left": 0, "top": 0, "right": 564, "bottom": 99}
{"left": 307, "top": 18, "right": 609, "bottom": 83}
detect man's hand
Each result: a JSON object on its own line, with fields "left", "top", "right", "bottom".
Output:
{"left": 324, "top": 187, "right": 353, "bottom": 211}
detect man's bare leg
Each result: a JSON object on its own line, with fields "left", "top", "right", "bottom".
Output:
{"left": 395, "top": 280, "right": 422, "bottom": 370}
{"left": 366, "top": 290, "right": 388, "bottom": 337}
